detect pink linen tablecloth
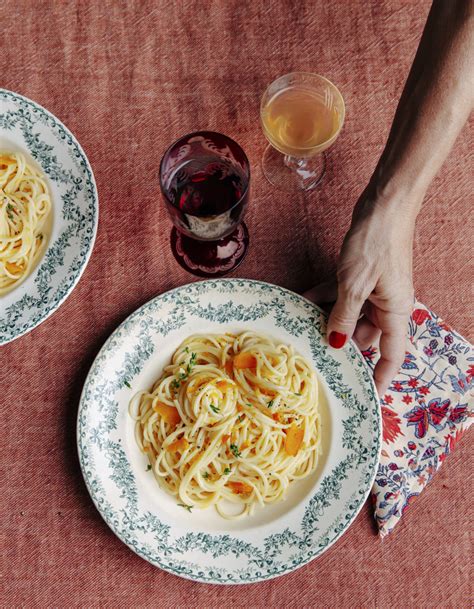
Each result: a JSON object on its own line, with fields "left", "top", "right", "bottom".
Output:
{"left": 1, "top": 1, "right": 472, "bottom": 607}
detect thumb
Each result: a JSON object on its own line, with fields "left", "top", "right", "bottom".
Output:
{"left": 327, "top": 285, "right": 366, "bottom": 349}
{"left": 303, "top": 280, "right": 337, "bottom": 305}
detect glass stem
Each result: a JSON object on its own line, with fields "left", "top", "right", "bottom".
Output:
{"left": 284, "top": 155, "right": 308, "bottom": 172}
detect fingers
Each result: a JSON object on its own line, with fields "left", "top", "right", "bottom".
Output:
{"left": 327, "top": 284, "right": 367, "bottom": 349}
{"left": 303, "top": 281, "right": 337, "bottom": 305}
{"left": 373, "top": 320, "right": 408, "bottom": 395}
{"left": 352, "top": 316, "right": 381, "bottom": 351}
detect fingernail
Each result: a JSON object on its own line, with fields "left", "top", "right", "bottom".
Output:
{"left": 329, "top": 331, "right": 347, "bottom": 349}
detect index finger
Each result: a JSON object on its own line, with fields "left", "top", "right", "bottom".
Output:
{"left": 373, "top": 321, "right": 408, "bottom": 396}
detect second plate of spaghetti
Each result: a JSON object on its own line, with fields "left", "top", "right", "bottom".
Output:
{"left": 78, "top": 279, "right": 381, "bottom": 584}
{"left": 0, "top": 89, "right": 98, "bottom": 345}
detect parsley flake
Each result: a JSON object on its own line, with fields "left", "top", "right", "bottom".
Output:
{"left": 230, "top": 443, "right": 241, "bottom": 458}
{"left": 177, "top": 503, "right": 193, "bottom": 512}
{"left": 237, "top": 414, "right": 245, "bottom": 423}
{"left": 294, "top": 392, "right": 302, "bottom": 396}
{"left": 267, "top": 399, "right": 274, "bottom": 408}
{"left": 171, "top": 352, "right": 197, "bottom": 389}
{"left": 210, "top": 404, "right": 220, "bottom": 414}
{"left": 203, "top": 472, "right": 209, "bottom": 479}
{"left": 223, "top": 467, "right": 231, "bottom": 475}
{"left": 6, "top": 203, "right": 15, "bottom": 221}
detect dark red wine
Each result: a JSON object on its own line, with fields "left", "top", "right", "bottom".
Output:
{"left": 160, "top": 131, "right": 250, "bottom": 245}
{"left": 169, "top": 158, "right": 246, "bottom": 216}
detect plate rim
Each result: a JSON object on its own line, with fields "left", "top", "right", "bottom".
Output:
{"left": 0, "top": 87, "right": 99, "bottom": 345}
{"left": 77, "top": 278, "right": 381, "bottom": 584}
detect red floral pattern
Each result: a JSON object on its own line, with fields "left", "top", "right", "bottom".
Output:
{"left": 365, "top": 302, "right": 473, "bottom": 537}
{"left": 381, "top": 406, "right": 403, "bottom": 444}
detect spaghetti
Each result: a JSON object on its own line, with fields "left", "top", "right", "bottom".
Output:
{"left": 129, "top": 332, "right": 321, "bottom": 519}
{"left": 0, "top": 151, "right": 52, "bottom": 295}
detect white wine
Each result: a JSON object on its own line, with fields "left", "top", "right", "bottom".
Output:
{"left": 261, "top": 86, "right": 341, "bottom": 157}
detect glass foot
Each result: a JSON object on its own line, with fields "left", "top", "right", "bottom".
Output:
{"left": 262, "top": 145, "right": 326, "bottom": 192}
{"left": 170, "top": 223, "right": 249, "bottom": 277}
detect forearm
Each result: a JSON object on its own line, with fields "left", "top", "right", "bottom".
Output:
{"left": 371, "top": 0, "right": 473, "bottom": 215}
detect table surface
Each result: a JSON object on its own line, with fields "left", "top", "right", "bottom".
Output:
{"left": 2, "top": 1, "right": 472, "bottom": 607}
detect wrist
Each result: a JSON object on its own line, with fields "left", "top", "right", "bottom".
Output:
{"left": 365, "top": 171, "right": 425, "bottom": 222}
{"left": 369, "top": 155, "right": 427, "bottom": 215}
{"left": 351, "top": 184, "right": 420, "bottom": 238}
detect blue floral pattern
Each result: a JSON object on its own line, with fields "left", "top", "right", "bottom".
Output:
{"left": 366, "top": 302, "right": 473, "bottom": 537}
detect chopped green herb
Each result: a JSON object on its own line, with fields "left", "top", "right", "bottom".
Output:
{"left": 177, "top": 503, "right": 193, "bottom": 512}
{"left": 210, "top": 404, "right": 220, "bottom": 414}
{"left": 171, "top": 352, "right": 197, "bottom": 389}
{"left": 246, "top": 403, "right": 253, "bottom": 408}
{"left": 203, "top": 472, "right": 209, "bottom": 479}
{"left": 146, "top": 464, "right": 152, "bottom": 471}
{"left": 223, "top": 467, "right": 231, "bottom": 475}
{"left": 184, "top": 346, "right": 189, "bottom": 353}
{"left": 187, "top": 352, "right": 197, "bottom": 373}
{"left": 6, "top": 203, "right": 15, "bottom": 221}
{"left": 124, "top": 380, "right": 131, "bottom": 388}
{"left": 267, "top": 399, "right": 274, "bottom": 408}
{"left": 294, "top": 392, "right": 302, "bottom": 396}
{"left": 238, "top": 414, "right": 245, "bottom": 423}
{"left": 230, "top": 443, "right": 241, "bottom": 458}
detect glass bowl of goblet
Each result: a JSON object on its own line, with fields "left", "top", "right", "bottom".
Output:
{"left": 160, "top": 131, "right": 250, "bottom": 277}
{"left": 260, "top": 72, "right": 345, "bottom": 192}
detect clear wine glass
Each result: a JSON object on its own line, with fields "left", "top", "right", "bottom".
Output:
{"left": 260, "top": 72, "right": 345, "bottom": 192}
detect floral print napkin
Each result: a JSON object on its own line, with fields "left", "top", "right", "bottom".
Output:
{"left": 361, "top": 302, "right": 473, "bottom": 537}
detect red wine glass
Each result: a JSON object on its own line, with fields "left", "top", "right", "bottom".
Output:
{"left": 159, "top": 131, "right": 250, "bottom": 277}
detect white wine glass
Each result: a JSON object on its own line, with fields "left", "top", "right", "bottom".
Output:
{"left": 260, "top": 72, "right": 345, "bottom": 192}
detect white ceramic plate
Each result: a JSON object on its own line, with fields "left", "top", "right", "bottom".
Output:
{"left": 0, "top": 89, "right": 98, "bottom": 345}
{"left": 78, "top": 279, "right": 381, "bottom": 584}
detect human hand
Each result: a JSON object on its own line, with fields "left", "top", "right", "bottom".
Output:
{"left": 306, "top": 187, "right": 418, "bottom": 396}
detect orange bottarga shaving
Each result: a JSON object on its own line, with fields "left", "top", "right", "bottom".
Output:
{"left": 241, "top": 442, "right": 249, "bottom": 450}
{"left": 189, "top": 452, "right": 201, "bottom": 466}
{"left": 228, "top": 481, "right": 253, "bottom": 495}
{"left": 188, "top": 378, "right": 209, "bottom": 395}
{"left": 236, "top": 404, "right": 243, "bottom": 412}
{"left": 167, "top": 437, "right": 189, "bottom": 453}
{"left": 285, "top": 424, "right": 304, "bottom": 456}
{"left": 225, "top": 360, "right": 234, "bottom": 376}
{"left": 216, "top": 380, "right": 230, "bottom": 390}
{"left": 5, "top": 262, "right": 23, "bottom": 274}
{"left": 233, "top": 353, "right": 257, "bottom": 369}
{"left": 221, "top": 434, "right": 231, "bottom": 444}
{"left": 153, "top": 402, "right": 181, "bottom": 426}
{"left": 272, "top": 412, "right": 284, "bottom": 423}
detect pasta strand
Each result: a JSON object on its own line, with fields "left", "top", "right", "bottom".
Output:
{"left": 129, "top": 332, "right": 321, "bottom": 519}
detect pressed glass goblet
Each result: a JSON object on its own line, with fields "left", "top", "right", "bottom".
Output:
{"left": 260, "top": 72, "right": 345, "bottom": 192}
{"left": 160, "top": 131, "right": 250, "bottom": 277}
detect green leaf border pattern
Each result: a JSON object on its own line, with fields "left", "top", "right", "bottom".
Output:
{"left": 78, "top": 280, "right": 381, "bottom": 584}
{"left": 0, "top": 89, "right": 98, "bottom": 343}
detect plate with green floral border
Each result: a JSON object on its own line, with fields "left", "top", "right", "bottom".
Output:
{"left": 78, "top": 279, "right": 381, "bottom": 584}
{"left": 0, "top": 89, "right": 98, "bottom": 345}
{"left": 77, "top": 279, "right": 381, "bottom": 584}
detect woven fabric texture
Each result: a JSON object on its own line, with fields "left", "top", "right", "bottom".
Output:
{"left": 1, "top": 1, "right": 472, "bottom": 607}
